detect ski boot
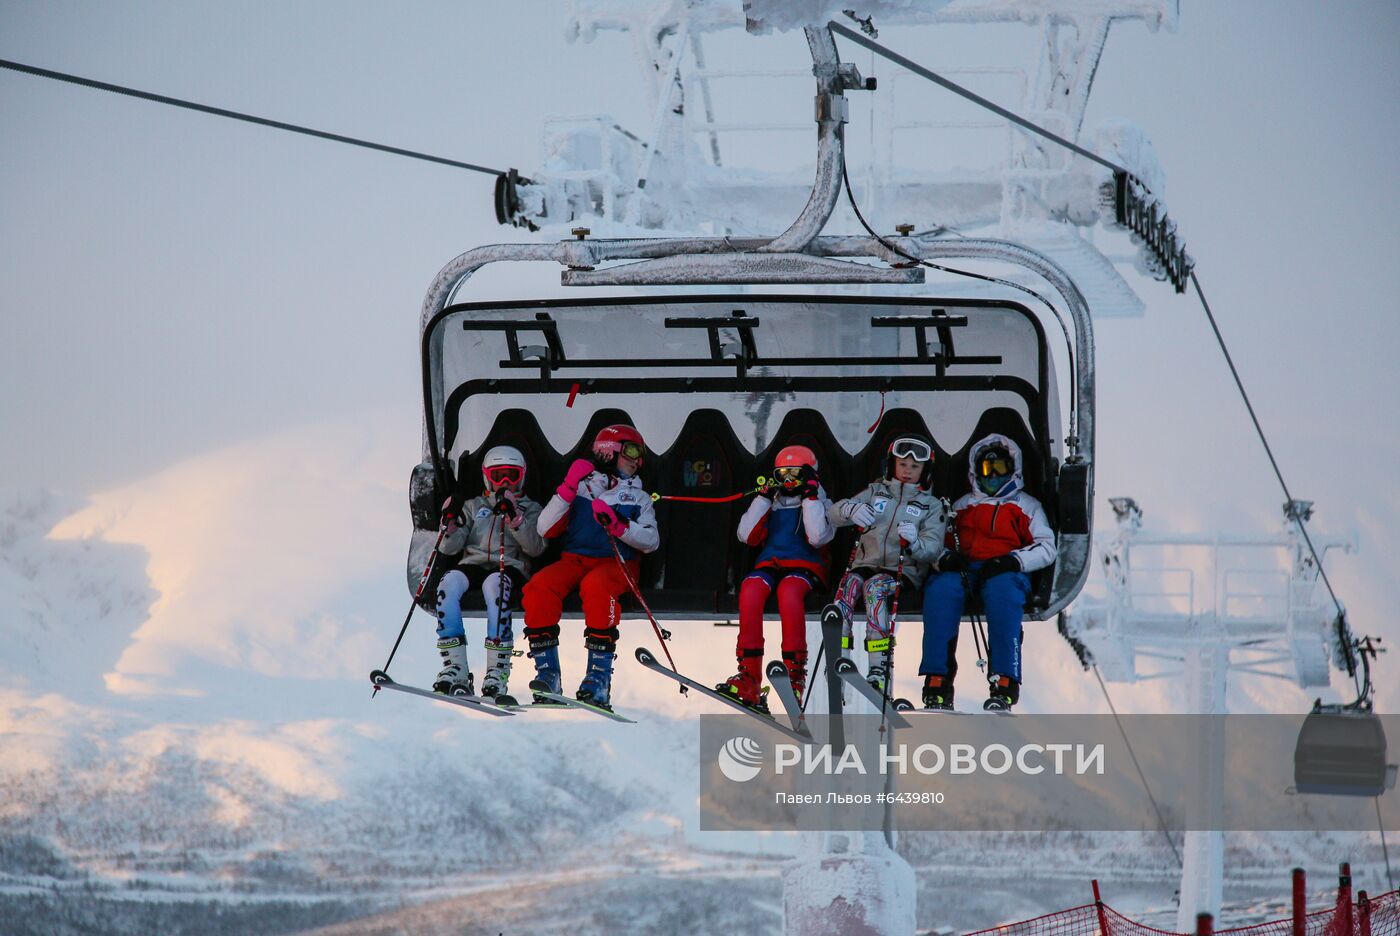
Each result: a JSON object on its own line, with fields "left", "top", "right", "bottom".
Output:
{"left": 984, "top": 674, "right": 1019, "bottom": 712}
{"left": 922, "top": 674, "right": 954, "bottom": 711}
{"left": 782, "top": 650, "right": 808, "bottom": 709}
{"left": 480, "top": 638, "right": 515, "bottom": 701}
{"left": 575, "top": 638, "right": 616, "bottom": 711}
{"left": 432, "top": 636, "right": 474, "bottom": 696}
{"left": 717, "top": 650, "right": 770, "bottom": 714}
{"left": 526, "top": 634, "right": 563, "bottom": 705}
{"left": 865, "top": 635, "right": 893, "bottom": 697}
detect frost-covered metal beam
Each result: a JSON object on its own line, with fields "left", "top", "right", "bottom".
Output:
{"left": 756, "top": 26, "right": 846, "bottom": 254}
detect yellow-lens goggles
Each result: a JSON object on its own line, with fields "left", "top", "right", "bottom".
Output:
{"left": 977, "top": 457, "right": 1013, "bottom": 478}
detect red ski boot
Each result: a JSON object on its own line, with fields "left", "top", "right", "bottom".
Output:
{"left": 717, "top": 650, "right": 769, "bottom": 713}
{"left": 782, "top": 650, "right": 808, "bottom": 707}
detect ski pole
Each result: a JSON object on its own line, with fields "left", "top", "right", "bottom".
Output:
{"left": 800, "top": 638, "right": 824, "bottom": 716}
{"left": 374, "top": 523, "right": 449, "bottom": 697}
{"left": 945, "top": 503, "right": 988, "bottom": 671}
{"left": 607, "top": 533, "right": 687, "bottom": 694}
{"left": 876, "top": 545, "right": 906, "bottom": 730}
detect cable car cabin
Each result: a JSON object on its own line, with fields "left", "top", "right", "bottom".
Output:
{"left": 407, "top": 292, "right": 1093, "bottom": 622}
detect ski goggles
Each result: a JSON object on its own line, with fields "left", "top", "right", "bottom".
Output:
{"left": 889, "top": 437, "right": 933, "bottom": 462}
{"left": 484, "top": 465, "right": 523, "bottom": 488}
{"left": 617, "top": 441, "right": 645, "bottom": 461}
{"left": 976, "top": 455, "right": 1014, "bottom": 478}
{"left": 773, "top": 465, "right": 806, "bottom": 484}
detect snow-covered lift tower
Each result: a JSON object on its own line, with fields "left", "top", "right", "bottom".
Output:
{"left": 1062, "top": 498, "right": 1357, "bottom": 932}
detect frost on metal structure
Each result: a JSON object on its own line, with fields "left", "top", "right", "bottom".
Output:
{"left": 516, "top": 0, "right": 1180, "bottom": 317}
{"left": 1063, "top": 497, "right": 1355, "bottom": 690}
{"left": 1061, "top": 497, "right": 1356, "bottom": 931}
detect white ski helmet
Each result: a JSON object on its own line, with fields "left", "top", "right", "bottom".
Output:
{"left": 482, "top": 445, "right": 527, "bottom": 491}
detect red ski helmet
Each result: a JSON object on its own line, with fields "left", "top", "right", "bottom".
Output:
{"left": 772, "top": 445, "right": 818, "bottom": 490}
{"left": 592, "top": 424, "right": 646, "bottom": 468}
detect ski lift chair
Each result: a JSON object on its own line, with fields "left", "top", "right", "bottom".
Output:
{"left": 458, "top": 407, "right": 561, "bottom": 506}
{"left": 415, "top": 292, "right": 1091, "bottom": 623}
{"left": 941, "top": 407, "right": 1056, "bottom": 617}
{"left": 854, "top": 408, "right": 950, "bottom": 608}
{"left": 415, "top": 408, "right": 563, "bottom": 613}
{"left": 856, "top": 408, "right": 947, "bottom": 484}
{"left": 653, "top": 409, "right": 754, "bottom": 613}
{"left": 754, "top": 408, "right": 855, "bottom": 606}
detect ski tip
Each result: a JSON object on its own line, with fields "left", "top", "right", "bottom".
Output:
{"left": 833, "top": 658, "right": 858, "bottom": 674}
{"left": 369, "top": 669, "right": 391, "bottom": 687}
{"left": 765, "top": 660, "right": 787, "bottom": 679}
{"left": 634, "top": 646, "right": 656, "bottom": 666}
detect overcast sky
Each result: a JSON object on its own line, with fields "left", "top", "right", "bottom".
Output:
{"left": 2, "top": 2, "right": 1398, "bottom": 709}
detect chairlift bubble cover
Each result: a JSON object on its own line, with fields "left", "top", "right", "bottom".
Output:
{"left": 414, "top": 294, "right": 1086, "bottom": 616}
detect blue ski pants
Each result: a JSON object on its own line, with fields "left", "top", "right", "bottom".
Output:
{"left": 919, "top": 563, "right": 1029, "bottom": 682}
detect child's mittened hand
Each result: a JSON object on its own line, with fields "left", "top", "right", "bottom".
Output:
{"left": 592, "top": 499, "right": 627, "bottom": 537}
{"left": 843, "top": 502, "right": 876, "bottom": 527}
{"left": 980, "top": 554, "right": 1020, "bottom": 578}
{"left": 558, "top": 458, "right": 595, "bottom": 501}
{"left": 939, "top": 552, "right": 967, "bottom": 573}
{"left": 896, "top": 521, "right": 917, "bottom": 545}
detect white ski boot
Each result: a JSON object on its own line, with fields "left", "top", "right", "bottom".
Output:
{"left": 432, "top": 636, "right": 474, "bottom": 696}
{"left": 480, "top": 639, "right": 514, "bottom": 699}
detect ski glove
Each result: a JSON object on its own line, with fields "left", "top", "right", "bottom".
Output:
{"left": 495, "top": 490, "right": 522, "bottom": 528}
{"left": 843, "top": 502, "right": 878, "bottom": 528}
{"left": 800, "top": 467, "right": 821, "bottom": 501}
{"left": 557, "top": 458, "right": 595, "bottom": 503}
{"left": 440, "top": 497, "right": 465, "bottom": 531}
{"left": 938, "top": 552, "right": 968, "bottom": 573}
{"left": 978, "top": 554, "right": 1021, "bottom": 580}
{"left": 896, "top": 521, "right": 918, "bottom": 546}
{"left": 592, "top": 499, "right": 628, "bottom": 538}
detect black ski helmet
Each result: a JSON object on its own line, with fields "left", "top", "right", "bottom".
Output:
{"left": 885, "top": 434, "right": 935, "bottom": 489}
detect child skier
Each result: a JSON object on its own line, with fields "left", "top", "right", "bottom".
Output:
{"left": 828, "top": 435, "right": 947, "bottom": 695}
{"left": 523, "top": 425, "right": 660, "bottom": 710}
{"left": 919, "top": 433, "right": 1055, "bottom": 711}
{"left": 719, "top": 444, "right": 835, "bottom": 711}
{"left": 434, "top": 445, "right": 546, "bottom": 699}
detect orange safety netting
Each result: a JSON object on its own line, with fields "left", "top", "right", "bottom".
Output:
{"left": 964, "top": 889, "right": 1400, "bottom": 936}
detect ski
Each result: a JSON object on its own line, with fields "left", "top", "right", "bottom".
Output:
{"left": 527, "top": 680, "right": 637, "bottom": 723}
{"left": 764, "top": 660, "right": 809, "bottom": 735}
{"left": 833, "top": 658, "right": 913, "bottom": 729}
{"left": 635, "top": 647, "right": 811, "bottom": 743}
{"left": 369, "top": 670, "right": 514, "bottom": 718}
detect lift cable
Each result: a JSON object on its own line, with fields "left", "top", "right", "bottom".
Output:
{"left": 1378, "top": 798, "right": 1396, "bottom": 891}
{"left": 1190, "top": 271, "right": 1367, "bottom": 705}
{"left": 0, "top": 57, "right": 511, "bottom": 178}
{"left": 840, "top": 156, "right": 1081, "bottom": 449}
{"left": 1093, "top": 665, "right": 1184, "bottom": 868}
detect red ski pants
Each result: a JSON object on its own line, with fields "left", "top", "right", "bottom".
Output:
{"left": 736, "top": 568, "right": 816, "bottom": 656}
{"left": 522, "top": 552, "right": 638, "bottom": 641}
